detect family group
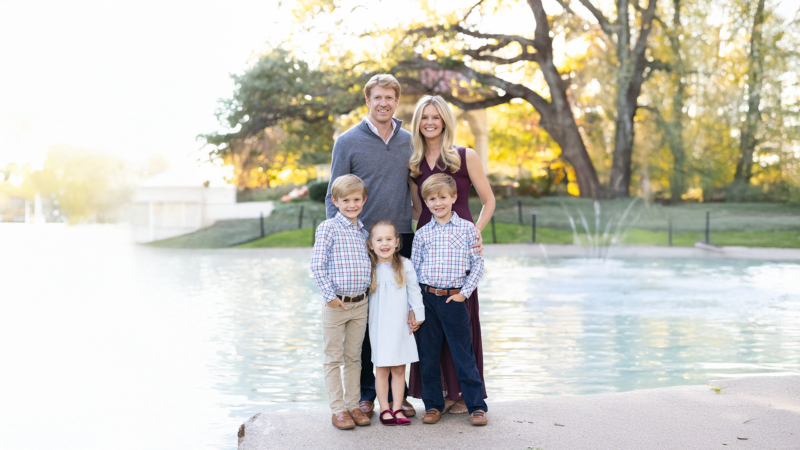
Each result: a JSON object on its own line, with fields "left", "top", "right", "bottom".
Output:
{"left": 310, "top": 74, "right": 497, "bottom": 430}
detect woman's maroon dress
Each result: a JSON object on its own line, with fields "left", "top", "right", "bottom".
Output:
{"left": 408, "top": 146, "right": 487, "bottom": 401}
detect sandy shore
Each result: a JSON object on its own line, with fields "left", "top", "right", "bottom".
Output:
{"left": 237, "top": 375, "right": 799, "bottom": 450}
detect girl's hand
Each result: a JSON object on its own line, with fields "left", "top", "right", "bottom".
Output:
{"left": 408, "top": 311, "right": 418, "bottom": 334}
{"left": 410, "top": 320, "right": 424, "bottom": 333}
{"left": 446, "top": 293, "right": 467, "bottom": 303}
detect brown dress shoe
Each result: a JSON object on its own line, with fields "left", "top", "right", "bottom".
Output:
{"left": 421, "top": 408, "right": 442, "bottom": 424}
{"left": 331, "top": 412, "right": 356, "bottom": 430}
{"left": 358, "top": 401, "right": 374, "bottom": 419}
{"left": 349, "top": 408, "right": 371, "bottom": 426}
{"left": 401, "top": 399, "right": 416, "bottom": 417}
{"left": 470, "top": 409, "right": 488, "bottom": 426}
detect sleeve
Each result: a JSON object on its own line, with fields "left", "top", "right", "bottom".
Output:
{"left": 325, "top": 138, "right": 351, "bottom": 220}
{"left": 410, "top": 228, "right": 425, "bottom": 275}
{"left": 310, "top": 222, "right": 338, "bottom": 302}
{"left": 404, "top": 259, "right": 425, "bottom": 322}
{"left": 460, "top": 224, "right": 484, "bottom": 298}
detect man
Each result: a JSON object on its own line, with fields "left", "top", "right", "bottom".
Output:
{"left": 325, "top": 74, "right": 416, "bottom": 419}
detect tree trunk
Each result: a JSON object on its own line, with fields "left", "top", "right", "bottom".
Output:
{"left": 733, "top": 0, "right": 766, "bottom": 184}
{"left": 607, "top": 0, "right": 657, "bottom": 198}
{"left": 666, "top": 0, "right": 687, "bottom": 202}
{"left": 541, "top": 107, "right": 602, "bottom": 199}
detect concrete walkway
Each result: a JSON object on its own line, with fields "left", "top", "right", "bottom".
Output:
{"left": 237, "top": 376, "right": 800, "bottom": 449}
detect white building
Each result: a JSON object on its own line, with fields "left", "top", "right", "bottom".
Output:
{"left": 131, "top": 167, "right": 273, "bottom": 243}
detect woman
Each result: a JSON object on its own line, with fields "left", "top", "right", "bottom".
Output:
{"left": 407, "top": 95, "right": 496, "bottom": 414}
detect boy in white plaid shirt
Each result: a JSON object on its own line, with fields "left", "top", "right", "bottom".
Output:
{"left": 310, "top": 174, "right": 373, "bottom": 430}
{"left": 411, "top": 174, "right": 488, "bottom": 426}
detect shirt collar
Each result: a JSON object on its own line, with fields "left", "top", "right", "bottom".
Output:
{"left": 335, "top": 211, "right": 364, "bottom": 230}
{"left": 362, "top": 116, "right": 396, "bottom": 141}
{"left": 431, "top": 211, "right": 459, "bottom": 227}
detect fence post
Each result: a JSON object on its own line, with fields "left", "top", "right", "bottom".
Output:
{"left": 531, "top": 212, "right": 537, "bottom": 243}
{"left": 705, "top": 211, "right": 710, "bottom": 245}
{"left": 490, "top": 216, "right": 497, "bottom": 244}
{"left": 260, "top": 212, "right": 265, "bottom": 238}
{"left": 668, "top": 218, "right": 673, "bottom": 247}
{"left": 517, "top": 198, "right": 523, "bottom": 225}
{"left": 298, "top": 205, "right": 304, "bottom": 229}
{"left": 312, "top": 216, "right": 317, "bottom": 246}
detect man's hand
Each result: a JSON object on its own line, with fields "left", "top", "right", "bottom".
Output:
{"left": 471, "top": 229, "right": 484, "bottom": 256}
{"left": 446, "top": 293, "right": 467, "bottom": 303}
{"left": 326, "top": 298, "right": 348, "bottom": 310}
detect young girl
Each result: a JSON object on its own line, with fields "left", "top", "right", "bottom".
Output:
{"left": 366, "top": 220, "right": 426, "bottom": 426}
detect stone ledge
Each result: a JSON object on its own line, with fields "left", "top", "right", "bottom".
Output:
{"left": 237, "top": 375, "right": 800, "bottom": 450}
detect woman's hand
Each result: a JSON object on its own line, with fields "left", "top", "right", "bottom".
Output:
{"left": 471, "top": 229, "right": 484, "bottom": 256}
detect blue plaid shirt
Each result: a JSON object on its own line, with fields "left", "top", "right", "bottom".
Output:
{"left": 411, "top": 212, "right": 484, "bottom": 298}
{"left": 310, "top": 212, "right": 371, "bottom": 302}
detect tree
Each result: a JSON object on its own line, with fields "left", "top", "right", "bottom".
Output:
{"left": 396, "top": 0, "right": 604, "bottom": 198}
{"left": 733, "top": 0, "right": 766, "bottom": 184}
{"left": 201, "top": 48, "right": 369, "bottom": 188}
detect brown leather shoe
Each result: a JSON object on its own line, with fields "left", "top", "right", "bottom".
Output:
{"left": 470, "top": 409, "right": 488, "bottom": 426}
{"left": 358, "top": 401, "right": 374, "bottom": 419}
{"left": 421, "top": 408, "right": 442, "bottom": 424}
{"left": 401, "top": 399, "right": 416, "bottom": 417}
{"left": 349, "top": 408, "right": 371, "bottom": 426}
{"left": 331, "top": 412, "right": 356, "bottom": 430}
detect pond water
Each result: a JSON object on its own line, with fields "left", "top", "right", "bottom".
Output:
{"left": 1, "top": 224, "right": 798, "bottom": 449}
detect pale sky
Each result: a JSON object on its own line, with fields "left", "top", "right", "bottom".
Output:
{"left": 0, "top": 0, "right": 293, "bottom": 169}
{"left": 0, "top": 0, "right": 539, "bottom": 171}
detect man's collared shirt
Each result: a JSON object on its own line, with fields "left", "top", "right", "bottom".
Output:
{"left": 411, "top": 212, "right": 484, "bottom": 298}
{"left": 362, "top": 116, "right": 396, "bottom": 144}
{"left": 310, "top": 212, "right": 371, "bottom": 302}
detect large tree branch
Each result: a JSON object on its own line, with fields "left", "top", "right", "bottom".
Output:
{"left": 395, "top": 58, "right": 553, "bottom": 115}
{"left": 408, "top": 24, "right": 537, "bottom": 48}
{"left": 577, "top": 0, "right": 617, "bottom": 36}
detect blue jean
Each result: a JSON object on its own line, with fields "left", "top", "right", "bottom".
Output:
{"left": 417, "top": 286, "right": 487, "bottom": 414}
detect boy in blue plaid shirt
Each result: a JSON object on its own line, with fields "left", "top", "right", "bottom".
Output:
{"left": 411, "top": 174, "right": 488, "bottom": 426}
{"left": 310, "top": 174, "right": 373, "bottom": 430}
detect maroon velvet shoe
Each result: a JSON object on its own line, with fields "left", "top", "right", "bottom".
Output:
{"left": 393, "top": 409, "right": 411, "bottom": 426}
{"left": 379, "top": 410, "right": 397, "bottom": 426}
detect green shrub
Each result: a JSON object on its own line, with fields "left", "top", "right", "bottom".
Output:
{"left": 308, "top": 181, "right": 329, "bottom": 203}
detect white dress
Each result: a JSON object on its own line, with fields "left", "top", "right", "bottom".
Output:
{"left": 368, "top": 258, "right": 426, "bottom": 367}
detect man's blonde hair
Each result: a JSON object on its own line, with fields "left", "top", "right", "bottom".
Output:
{"left": 420, "top": 174, "right": 457, "bottom": 199}
{"left": 330, "top": 174, "right": 367, "bottom": 200}
{"left": 364, "top": 74, "right": 401, "bottom": 99}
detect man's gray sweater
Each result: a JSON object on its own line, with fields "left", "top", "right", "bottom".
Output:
{"left": 325, "top": 118, "right": 414, "bottom": 233}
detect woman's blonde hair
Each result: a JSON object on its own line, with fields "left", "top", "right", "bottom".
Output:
{"left": 409, "top": 95, "right": 461, "bottom": 178}
{"left": 366, "top": 220, "right": 406, "bottom": 294}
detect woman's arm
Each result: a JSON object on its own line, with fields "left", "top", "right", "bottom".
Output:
{"left": 409, "top": 178, "right": 423, "bottom": 222}
{"left": 465, "top": 148, "right": 496, "bottom": 233}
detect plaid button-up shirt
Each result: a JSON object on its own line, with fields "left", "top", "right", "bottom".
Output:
{"left": 310, "top": 212, "right": 371, "bottom": 302}
{"left": 411, "top": 212, "right": 484, "bottom": 298}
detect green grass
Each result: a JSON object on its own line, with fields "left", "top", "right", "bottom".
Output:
{"left": 149, "top": 197, "right": 800, "bottom": 249}
{"left": 148, "top": 201, "right": 326, "bottom": 248}
{"left": 235, "top": 228, "right": 314, "bottom": 248}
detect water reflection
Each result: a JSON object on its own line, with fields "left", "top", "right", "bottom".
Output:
{"left": 1, "top": 225, "right": 798, "bottom": 450}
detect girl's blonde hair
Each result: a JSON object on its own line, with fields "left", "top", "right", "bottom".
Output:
{"left": 366, "top": 220, "right": 406, "bottom": 294}
{"left": 409, "top": 95, "right": 461, "bottom": 178}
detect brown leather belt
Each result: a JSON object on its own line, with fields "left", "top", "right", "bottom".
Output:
{"left": 336, "top": 291, "right": 367, "bottom": 303}
{"left": 423, "top": 286, "right": 461, "bottom": 297}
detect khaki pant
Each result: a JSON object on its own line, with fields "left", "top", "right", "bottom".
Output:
{"left": 322, "top": 298, "right": 368, "bottom": 414}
